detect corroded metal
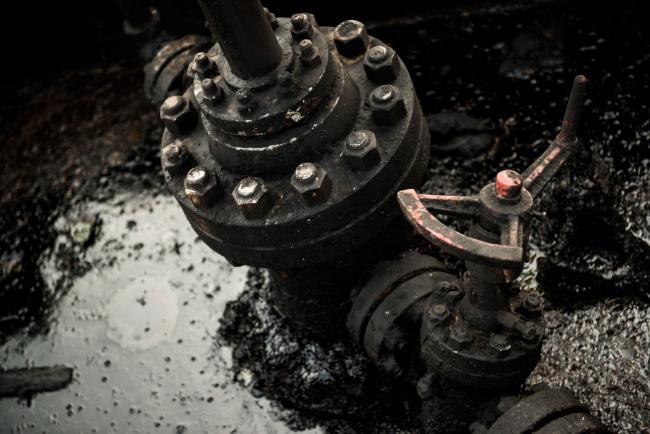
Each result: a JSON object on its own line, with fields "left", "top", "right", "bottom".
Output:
{"left": 398, "top": 75, "right": 587, "bottom": 390}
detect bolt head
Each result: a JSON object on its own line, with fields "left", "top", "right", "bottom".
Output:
{"left": 521, "top": 291, "right": 543, "bottom": 315}
{"left": 333, "top": 20, "right": 369, "bottom": 58}
{"left": 201, "top": 78, "right": 223, "bottom": 107}
{"left": 449, "top": 323, "right": 473, "bottom": 349}
{"left": 427, "top": 303, "right": 450, "bottom": 323}
{"left": 236, "top": 88, "right": 256, "bottom": 113}
{"left": 161, "top": 140, "right": 191, "bottom": 175}
{"left": 290, "top": 163, "right": 332, "bottom": 206}
{"left": 489, "top": 334, "right": 512, "bottom": 357}
{"left": 160, "top": 95, "right": 197, "bottom": 136}
{"left": 290, "top": 13, "right": 314, "bottom": 41}
{"left": 496, "top": 170, "right": 523, "bottom": 199}
{"left": 369, "top": 85, "right": 407, "bottom": 125}
{"left": 341, "top": 130, "right": 381, "bottom": 170}
{"left": 299, "top": 39, "right": 322, "bottom": 68}
{"left": 232, "top": 177, "right": 275, "bottom": 220}
{"left": 364, "top": 45, "right": 400, "bottom": 84}
{"left": 192, "top": 52, "right": 217, "bottom": 79}
{"left": 184, "top": 167, "right": 222, "bottom": 208}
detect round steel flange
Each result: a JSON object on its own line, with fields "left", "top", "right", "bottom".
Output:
{"left": 347, "top": 252, "right": 454, "bottom": 372}
{"left": 160, "top": 10, "right": 431, "bottom": 270}
{"left": 419, "top": 282, "right": 544, "bottom": 390}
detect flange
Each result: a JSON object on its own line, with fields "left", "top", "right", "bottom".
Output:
{"left": 159, "top": 1, "right": 431, "bottom": 270}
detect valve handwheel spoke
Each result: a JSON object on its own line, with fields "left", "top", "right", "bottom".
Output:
{"left": 398, "top": 189, "right": 524, "bottom": 268}
{"left": 398, "top": 75, "right": 587, "bottom": 270}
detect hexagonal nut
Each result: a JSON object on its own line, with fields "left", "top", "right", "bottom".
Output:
{"left": 448, "top": 323, "right": 473, "bottom": 350}
{"left": 201, "top": 78, "right": 224, "bottom": 107}
{"left": 520, "top": 291, "right": 543, "bottom": 316}
{"left": 160, "top": 95, "right": 198, "bottom": 136}
{"left": 290, "top": 163, "right": 332, "bottom": 206}
{"left": 290, "top": 13, "right": 315, "bottom": 41}
{"left": 364, "top": 45, "right": 400, "bottom": 84}
{"left": 369, "top": 85, "right": 407, "bottom": 125}
{"left": 333, "top": 20, "right": 369, "bottom": 58}
{"left": 232, "top": 177, "right": 275, "bottom": 220}
{"left": 341, "top": 130, "right": 381, "bottom": 170}
{"left": 426, "top": 303, "right": 450, "bottom": 325}
{"left": 161, "top": 140, "right": 192, "bottom": 175}
{"left": 184, "top": 167, "right": 222, "bottom": 208}
{"left": 489, "top": 334, "right": 512, "bottom": 358}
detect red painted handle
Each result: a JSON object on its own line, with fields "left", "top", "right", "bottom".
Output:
{"left": 397, "top": 189, "right": 524, "bottom": 268}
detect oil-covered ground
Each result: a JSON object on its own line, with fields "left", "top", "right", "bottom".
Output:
{"left": 1, "top": 1, "right": 648, "bottom": 433}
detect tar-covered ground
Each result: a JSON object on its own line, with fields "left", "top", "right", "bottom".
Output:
{"left": 0, "top": 1, "right": 648, "bottom": 433}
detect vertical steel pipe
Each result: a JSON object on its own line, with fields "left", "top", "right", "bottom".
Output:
{"left": 195, "top": 0, "right": 283, "bottom": 79}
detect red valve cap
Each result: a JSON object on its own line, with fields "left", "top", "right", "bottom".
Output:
{"left": 495, "top": 170, "right": 523, "bottom": 199}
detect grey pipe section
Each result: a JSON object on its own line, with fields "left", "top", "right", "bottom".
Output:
{"left": 196, "top": 0, "right": 283, "bottom": 79}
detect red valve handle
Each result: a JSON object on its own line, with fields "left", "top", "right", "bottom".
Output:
{"left": 398, "top": 75, "right": 587, "bottom": 269}
{"left": 397, "top": 190, "right": 525, "bottom": 268}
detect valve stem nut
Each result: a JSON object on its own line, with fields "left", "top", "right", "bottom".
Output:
{"left": 489, "top": 334, "right": 512, "bottom": 357}
{"left": 341, "top": 130, "right": 381, "bottom": 170}
{"left": 290, "top": 163, "right": 332, "bottom": 206}
{"left": 201, "top": 78, "right": 224, "bottom": 107}
{"left": 232, "top": 177, "right": 275, "bottom": 220}
{"left": 290, "top": 13, "right": 314, "bottom": 41}
{"left": 364, "top": 45, "right": 400, "bottom": 83}
{"left": 333, "top": 20, "right": 369, "bottom": 58}
{"left": 448, "top": 323, "right": 473, "bottom": 350}
{"left": 160, "top": 95, "right": 198, "bottom": 136}
{"left": 184, "top": 167, "right": 222, "bottom": 208}
{"left": 369, "top": 85, "right": 407, "bottom": 125}
{"left": 496, "top": 170, "right": 523, "bottom": 200}
{"left": 161, "top": 140, "right": 191, "bottom": 175}
{"left": 191, "top": 52, "right": 217, "bottom": 79}
{"left": 299, "top": 39, "right": 322, "bottom": 68}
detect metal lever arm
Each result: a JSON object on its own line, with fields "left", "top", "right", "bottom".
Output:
{"left": 522, "top": 75, "right": 587, "bottom": 197}
{"left": 397, "top": 75, "right": 587, "bottom": 269}
{"left": 398, "top": 190, "right": 525, "bottom": 268}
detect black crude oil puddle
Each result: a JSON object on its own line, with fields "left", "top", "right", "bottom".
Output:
{"left": 0, "top": 192, "right": 315, "bottom": 433}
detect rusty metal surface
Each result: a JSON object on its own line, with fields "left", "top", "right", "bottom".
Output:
{"left": 397, "top": 76, "right": 586, "bottom": 272}
{"left": 394, "top": 76, "right": 587, "bottom": 395}
{"left": 160, "top": 3, "right": 431, "bottom": 274}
